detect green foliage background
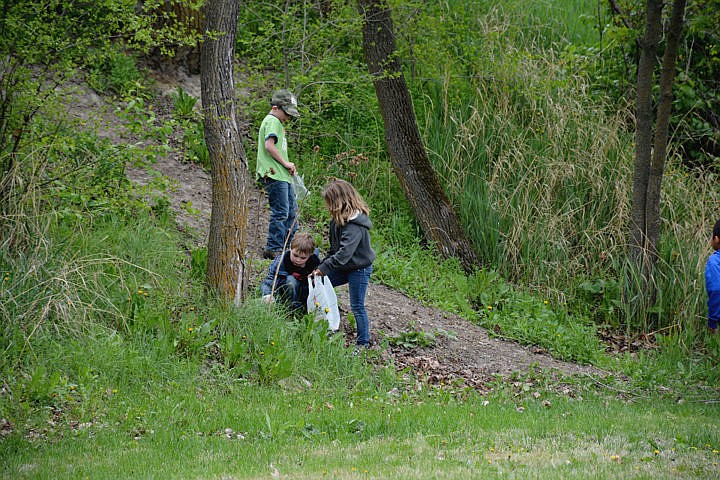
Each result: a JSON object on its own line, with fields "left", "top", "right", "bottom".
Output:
{"left": 2, "top": 0, "right": 717, "bottom": 365}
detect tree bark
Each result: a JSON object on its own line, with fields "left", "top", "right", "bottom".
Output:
{"left": 147, "top": 1, "right": 203, "bottom": 74}
{"left": 168, "top": 0, "right": 203, "bottom": 74}
{"left": 200, "top": 0, "right": 252, "bottom": 304}
{"left": 627, "top": 0, "right": 687, "bottom": 323}
{"left": 645, "top": 0, "right": 687, "bottom": 264}
{"left": 357, "top": 0, "right": 481, "bottom": 273}
{"left": 629, "top": 0, "right": 663, "bottom": 273}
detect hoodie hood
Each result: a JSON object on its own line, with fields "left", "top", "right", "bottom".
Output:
{"left": 348, "top": 212, "right": 372, "bottom": 230}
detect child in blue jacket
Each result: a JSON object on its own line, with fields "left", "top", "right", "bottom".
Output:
{"left": 706, "top": 219, "right": 720, "bottom": 333}
{"left": 261, "top": 232, "right": 320, "bottom": 312}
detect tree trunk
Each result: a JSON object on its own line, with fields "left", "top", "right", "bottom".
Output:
{"left": 200, "top": 0, "right": 252, "bottom": 304}
{"left": 168, "top": 0, "right": 203, "bottom": 74}
{"left": 629, "top": 0, "right": 663, "bottom": 273}
{"left": 627, "top": 0, "right": 687, "bottom": 324}
{"left": 645, "top": 0, "right": 687, "bottom": 263}
{"left": 148, "top": 1, "right": 203, "bottom": 74}
{"left": 357, "top": 0, "right": 481, "bottom": 273}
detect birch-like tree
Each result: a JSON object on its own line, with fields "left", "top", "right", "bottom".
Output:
{"left": 629, "top": 0, "right": 687, "bottom": 315}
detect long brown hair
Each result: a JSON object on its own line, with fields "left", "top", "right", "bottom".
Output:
{"left": 321, "top": 179, "right": 369, "bottom": 226}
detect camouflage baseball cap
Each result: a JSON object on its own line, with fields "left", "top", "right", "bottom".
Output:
{"left": 271, "top": 89, "right": 300, "bottom": 117}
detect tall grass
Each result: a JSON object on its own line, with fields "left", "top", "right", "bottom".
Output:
{"left": 420, "top": 49, "right": 629, "bottom": 280}
{"left": 4, "top": 5, "right": 720, "bottom": 476}
{"left": 413, "top": 11, "right": 717, "bottom": 333}
{"left": 0, "top": 152, "right": 386, "bottom": 447}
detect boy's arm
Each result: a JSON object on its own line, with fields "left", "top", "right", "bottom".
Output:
{"left": 303, "top": 254, "right": 321, "bottom": 275}
{"left": 260, "top": 256, "right": 283, "bottom": 295}
{"left": 264, "top": 137, "right": 296, "bottom": 176}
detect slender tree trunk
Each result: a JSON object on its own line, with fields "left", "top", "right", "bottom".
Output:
{"left": 357, "top": 0, "right": 480, "bottom": 272}
{"left": 645, "top": 0, "right": 687, "bottom": 262}
{"left": 200, "top": 0, "right": 252, "bottom": 304}
{"left": 627, "top": 0, "right": 687, "bottom": 324}
{"left": 629, "top": 0, "right": 663, "bottom": 272}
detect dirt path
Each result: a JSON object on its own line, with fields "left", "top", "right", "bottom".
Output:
{"left": 73, "top": 71, "right": 603, "bottom": 390}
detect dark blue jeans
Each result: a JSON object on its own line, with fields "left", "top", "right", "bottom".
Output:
{"left": 326, "top": 265, "right": 373, "bottom": 345}
{"left": 261, "top": 178, "right": 297, "bottom": 252}
{"left": 276, "top": 276, "right": 308, "bottom": 312}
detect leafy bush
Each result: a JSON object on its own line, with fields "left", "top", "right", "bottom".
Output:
{"left": 87, "top": 47, "right": 146, "bottom": 98}
{"left": 578, "top": 0, "right": 720, "bottom": 169}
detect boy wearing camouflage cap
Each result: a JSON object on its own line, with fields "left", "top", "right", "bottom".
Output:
{"left": 256, "top": 89, "right": 301, "bottom": 259}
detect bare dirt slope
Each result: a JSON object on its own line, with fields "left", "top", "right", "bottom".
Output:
{"left": 70, "top": 71, "right": 603, "bottom": 390}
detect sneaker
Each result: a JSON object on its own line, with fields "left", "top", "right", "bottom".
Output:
{"left": 352, "top": 344, "right": 370, "bottom": 356}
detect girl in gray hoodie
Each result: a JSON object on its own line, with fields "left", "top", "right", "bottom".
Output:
{"left": 313, "top": 179, "right": 375, "bottom": 351}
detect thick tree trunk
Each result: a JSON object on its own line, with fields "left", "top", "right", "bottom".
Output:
{"left": 357, "top": 0, "right": 481, "bottom": 273}
{"left": 148, "top": 1, "right": 203, "bottom": 74}
{"left": 167, "top": 1, "right": 203, "bottom": 74}
{"left": 200, "top": 0, "right": 252, "bottom": 304}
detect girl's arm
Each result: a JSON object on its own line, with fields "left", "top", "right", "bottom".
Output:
{"left": 318, "top": 224, "right": 362, "bottom": 273}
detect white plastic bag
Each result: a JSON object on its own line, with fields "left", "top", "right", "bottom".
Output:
{"left": 290, "top": 174, "right": 309, "bottom": 202}
{"left": 306, "top": 275, "right": 340, "bottom": 331}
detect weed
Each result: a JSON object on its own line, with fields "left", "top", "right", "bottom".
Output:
{"left": 183, "top": 121, "right": 210, "bottom": 169}
{"left": 87, "top": 47, "right": 146, "bottom": 99}
{"left": 190, "top": 247, "right": 207, "bottom": 280}
{"left": 171, "top": 86, "right": 198, "bottom": 120}
{"left": 120, "top": 96, "right": 175, "bottom": 144}
{"left": 388, "top": 325, "right": 439, "bottom": 349}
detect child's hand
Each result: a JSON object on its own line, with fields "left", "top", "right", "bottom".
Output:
{"left": 311, "top": 269, "right": 324, "bottom": 277}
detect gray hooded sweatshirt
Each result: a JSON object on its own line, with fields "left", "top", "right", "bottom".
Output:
{"left": 318, "top": 212, "right": 375, "bottom": 273}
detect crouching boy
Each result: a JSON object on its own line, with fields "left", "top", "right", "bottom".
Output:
{"left": 260, "top": 232, "right": 320, "bottom": 312}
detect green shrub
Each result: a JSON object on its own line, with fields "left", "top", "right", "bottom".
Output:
{"left": 88, "top": 47, "right": 146, "bottom": 98}
{"left": 183, "top": 121, "right": 210, "bottom": 170}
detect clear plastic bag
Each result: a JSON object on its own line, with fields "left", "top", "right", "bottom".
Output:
{"left": 290, "top": 174, "right": 309, "bottom": 202}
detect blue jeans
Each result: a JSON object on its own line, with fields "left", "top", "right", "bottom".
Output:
{"left": 261, "top": 178, "right": 297, "bottom": 252}
{"left": 276, "top": 275, "right": 308, "bottom": 312}
{"left": 326, "top": 265, "right": 373, "bottom": 345}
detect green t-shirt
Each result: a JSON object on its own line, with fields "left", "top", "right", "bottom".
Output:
{"left": 256, "top": 114, "right": 292, "bottom": 183}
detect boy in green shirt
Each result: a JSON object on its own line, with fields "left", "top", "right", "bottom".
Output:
{"left": 256, "top": 89, "right": 300, "bottom": 259}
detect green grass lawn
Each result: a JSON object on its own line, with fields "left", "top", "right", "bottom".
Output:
{"left": 2, "top": 160, "right": 718, "bottom": 479}
{"left": 3, "top": 373, "right": 719, "bottom": 479}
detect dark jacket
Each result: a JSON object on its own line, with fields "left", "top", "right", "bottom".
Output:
{"left": 260, "top": 249, "right": 320, "bottom": 296}
{"left": 318, "top": 213, "right": 375, "bottom": 273}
